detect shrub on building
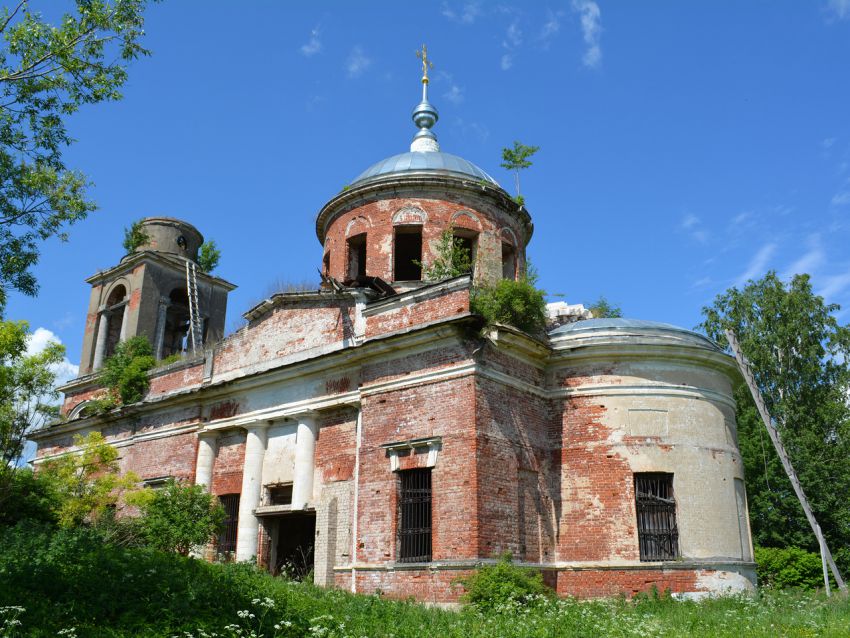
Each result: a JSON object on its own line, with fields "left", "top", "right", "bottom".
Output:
{"left": 470, "top": 269, "right": 547, "bottom": 337}
{"left": 198, "top": 240, "right": 221, "bottom": 273}
{"left": 457, "top": 553, "right": 553, "bottom": 610}
{"left": 100, "top": 336, "right": 157, "bottom": 405}
{"left": 122, "top": 219, "right": 149, "bottom": 254}
{"left": 417, "top": 226, "right": 471, "bottom": 281}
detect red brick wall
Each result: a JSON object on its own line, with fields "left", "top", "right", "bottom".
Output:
{"left": 121, "top": 430, "right": 198, "bottom": 483}
{"left": 214, "top": 299, "right": 356, "bottom": 375}
{"left": 211, "top": 431, "right": 246, "bottom": 495}
{"left": 316, "top": 407, "right": 357, "bottom": 483}
{"left": 555, "top": 568, "right": 700, "bottom": 598}
{"left": 356, "top": 374, "right": 478, "bottom": 566}
{"left": 322, "top": 196, "right": 527, "bottom": 284}
{"left": 364, "top": 287, "right": 470, "bottom": 338}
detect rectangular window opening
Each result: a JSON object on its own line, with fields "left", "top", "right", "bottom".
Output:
{"left": 502, "top": 242, "right": 517, "bottom": 280}
{"left": 267, "top": 483, "right": 293, "bottom": 506}
{"left": 217, "top": 494, "right": 240, "bottom": 555}
{"left": 634, "top": 473, "right": 679, "bottom": 561}
{"left": 346, "top": 233, "right": 367, "bottom": 280}
{"left": 452, "top": 232, "right": 476, "bottom": 275}
{"left": 398, "top": 468, "right": 432, "bottom": 562}
{"left": 394, "top": 227, "right": 422, "bottom": 281}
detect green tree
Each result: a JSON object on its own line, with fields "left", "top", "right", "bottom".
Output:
{"left": 587, "top": 296, "right": 623, "bottom": 318}
{"left": 418, "top": 226, "right": 471, "bottom": 282}
{"left": 41, "top": 431, "right": 139, "bottom": 527}
{"left": 100, "top": 334, "right": 155, "bottom": 404}
{"left": 699, "top": 272, "right": 850, "bottom": 572}
{"left": 122, "top": 218, "right": 149, "bottom": 253}
{"left": 197, "top": 239, "right": 221, "bottom": 273}
{"left": 500, "top": 141, "right": 539, "bottom": 200}
{"left": 0, "top": 320, "right": 64, "bottom": 501}
{"left": 135, "top": 479, "right": 225, "bottom": 556}
{"left": 0, "top": 0, "right": 152, "bottom": 310}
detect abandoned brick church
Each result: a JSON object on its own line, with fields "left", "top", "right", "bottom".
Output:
{"left": 33, "top": 61, "right": 756, "bottom": 601}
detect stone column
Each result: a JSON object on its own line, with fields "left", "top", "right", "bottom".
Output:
{"left": 195, "top": 431, "right": 219, "bottom": 489}
{"left": 153, "top": 297, "right": 169, "bottom": 360}
{"left": 235, "top": 423, "right": 268, "bottom": 562}
{"left": 291, "top": 413, "right": 319, "bottom": 511}
{"left": 92, "top": 307, "right": 110, "bottom": 370}
{"left": 118, "top": 301, "right": 130, "bottom": 342}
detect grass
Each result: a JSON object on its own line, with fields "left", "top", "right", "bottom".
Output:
{"left": 1, "top": 523, "right": 848, "bottom": 637}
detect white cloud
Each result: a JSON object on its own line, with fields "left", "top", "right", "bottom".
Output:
{"left": 818, "top": 271, "right": 850, "bottom": 299}
{"left": 300, "top": 26, "right": 322, "bottom": 57}
{"left": 500, "top": 20, "right": 522, "bottom": 71}
{"left": 831, "top": 190, "right": 850, "bottom": 206}
{"left": 826, "top": 0, "right": 850, "bottom": 20}
{"left": 781, "top": 235, "right": 825, "bottom": 280}
{"left": 501, "top": 53, "right": 513, "bottom": 71}
{"left": 735, "top": 243, "right": 777, "bottom": 286}
{"left": 822, "top": 137, "right": 838, "bottom": 149}
{"left": 572, "top": 0, "right": 602, "bottom": 68}
{"left": 441, "top": 1, "right": 481, "bottom": 24}
{"left": 346, "top": 46, "right": 371, "bottom": 79}
{"left": 26, "top": 327, "right": 79, "bottom": 388}
{"left": 443, "top": 84, "right": 464, "bottom": 104}
{"left": 680, "top": 213, "right": 709, "bottom": 243}
{"left": 540, "top": 10, "right": 563, "bottom": 43}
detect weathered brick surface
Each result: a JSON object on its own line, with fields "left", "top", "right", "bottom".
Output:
{"left": 121, "top": 430, "right": 198, "bottom": 483}
{"left": 211, "top": 432, "right": 246, "bottom": 495}
{"left": 321, "top": 195, "right": 528, "bottom": 286}
{"left": 364, "top": 287, "right": 470, "bottom": 338}
{"left": 554, "top": 568, "right": 700, "bottom": 598}
{"left": 343, "top": 568, "right": 474, "bottom": 601}
{"left": 316, "top": 407, "right": 357, "bottom": 483}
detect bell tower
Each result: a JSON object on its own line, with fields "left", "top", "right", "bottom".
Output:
{"left": 78, "top": 217, "right": 236, "bottom": 375}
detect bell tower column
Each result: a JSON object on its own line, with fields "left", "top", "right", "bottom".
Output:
{"left": 92, "top": 307, "right": 110, "bottom": 370}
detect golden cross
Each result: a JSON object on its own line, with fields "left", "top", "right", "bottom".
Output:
{"left": 416, "top": 44, "right": 433, "bottom": 83}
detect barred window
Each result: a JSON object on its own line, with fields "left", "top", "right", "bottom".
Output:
{"left": 634, "top": 473, "right": 679, "bottom": 561}
{"left": 217, "top": 494, "right": 240, "bottom": 555}
{"left": 398, "top": 468, "right": 432, "bottom": 562}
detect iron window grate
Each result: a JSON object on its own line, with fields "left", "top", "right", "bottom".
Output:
{"left": 398, "top": 468, "right": 432, "bottom": 562}
{"left": 634, "top": 473, "right": 679, "bottom": 561}
{"left": 217, "top": 494, "right": 240, "bottom": 555}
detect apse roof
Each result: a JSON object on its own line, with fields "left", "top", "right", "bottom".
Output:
{"left": 549, "top": 318, "right": 718, "bottom": 348}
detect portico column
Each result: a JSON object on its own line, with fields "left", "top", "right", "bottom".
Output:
{"left": 118, "top": 301, "right": 130, "bottom": 342}
{"left": 291, "top": 412, "right": 319, "bottom": 511}
{"left": 194, "top": 431, "right": 219, "bottom": 489}
{"left": 92, "top": 307, "right": 110, "bottom": 370}
{"left": 235, "top": 423, "right": 268, "bottom": 562}
{"left": 153, "top": 297, "right": 169, "bottom": 360}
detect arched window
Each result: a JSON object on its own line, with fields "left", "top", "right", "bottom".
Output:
{"left": 104, "top": 285, "right": 127, "bottom": 358}
{"left": 162, "top": 288, "right": 192, "bottom": 357}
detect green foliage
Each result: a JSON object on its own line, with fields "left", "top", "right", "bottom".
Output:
{"left": 0, "top": 0, "right": 152, "bottom": 311}
{"left": 755, "top": 545, "right": 836, "bottom": 590}
{"left": 40, "top": 431, "right": 139, "bottom": 528}
{"left": 121, "top": 219, "right": 149, "bottom": 253}
{"left": 100, "top": 335, "right": 155, "bottom": 404}
{"left": 511, "top": 194, "right": 525, "bottom": 206}
{"left": 458, "top": 553, "right": 552, "bottom": 610}
{"left": 700, "top": 272, "right": 850, "bottom": 572}
{"left": 0, "top": 468, "right": 60, "bottom": 528}
{"left": 134, "top": 479, "right": 225, "bottom": 556}
{"left": 500, "top": 140, "right": 539, "bottom": 197}
{"left": 197, "top": 240, "right": 221, "bottom": 273}
{"left": 1, "top": 522, "right": 850, "bottom": 636}
{"left": 417, "top": 226, "right": 472, "bottom": 282}
{"left": 587, "top": 296, "right": 623, "bottom": 318}
{"left": 0, "top": 320, "right": 64, "bottom": 501}
{"left": 471, "top": 268, "right": 547, "bottom": 336}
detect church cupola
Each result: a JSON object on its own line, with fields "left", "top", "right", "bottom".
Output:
{"left": 315, "top": 46, "right": 533, "bottom": 290}
{"left": 78, "top": 217, "right": 236, "bottom": 375}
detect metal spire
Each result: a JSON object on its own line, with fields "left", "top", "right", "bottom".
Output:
{"left": 411, "top": 44, "right": 439, "bottom": 152}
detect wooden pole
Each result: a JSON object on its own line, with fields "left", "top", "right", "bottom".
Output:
{"left": 725, "top": 329, "right": 847, "bottom": 594}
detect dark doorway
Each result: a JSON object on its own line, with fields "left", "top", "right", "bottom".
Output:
{"left": 273, "top": 512, "right": 316, "bottom": 579}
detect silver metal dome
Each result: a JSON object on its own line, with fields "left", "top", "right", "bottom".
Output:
{"left": 351, "top": 151, "right": 500, "bottom": 187}
{"left": 549, "top": 318, "right": 720, "bottom": 350}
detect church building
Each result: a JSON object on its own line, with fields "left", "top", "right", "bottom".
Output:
{"left": 33, "top": 52, "right": 756, "bottom": 601}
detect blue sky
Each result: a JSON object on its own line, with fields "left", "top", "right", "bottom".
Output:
{"left": 8, "top": 0, "right": 850, "bottom": 375}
